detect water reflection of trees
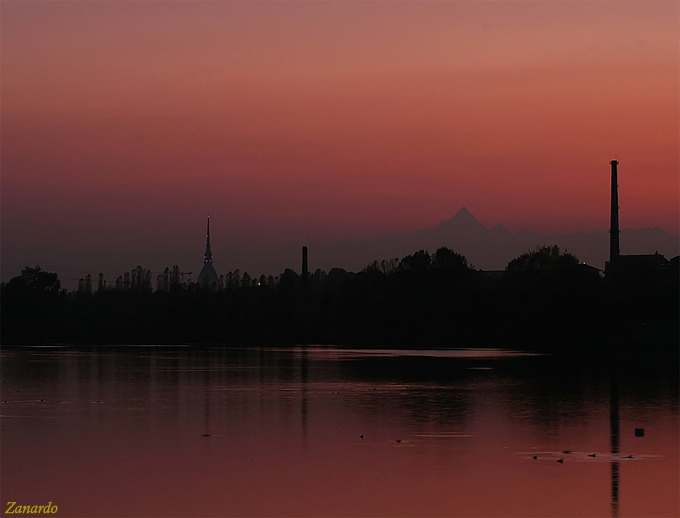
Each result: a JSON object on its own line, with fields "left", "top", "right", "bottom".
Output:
{"left": 486, "top": 355, "right": 678, "bottom": 438}
{"left": 3, "top": 346, "right": 676, "bottom": 442}
{"left": 335, "top": 353, "right": 678, "bottom": 434}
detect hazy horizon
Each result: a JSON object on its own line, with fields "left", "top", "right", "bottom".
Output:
{"left": 2, "top": 206, "right": 678, "bottom": 290}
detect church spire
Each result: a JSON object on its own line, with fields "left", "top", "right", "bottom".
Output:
{"left": 204, "top": 215, "right": 213, "bottom": 264}
{"left": 198, "top": 215, "right": 218, "bottom": 288}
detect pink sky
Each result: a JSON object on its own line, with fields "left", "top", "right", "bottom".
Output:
{"left": 1, "top": 1, "right": 678, "bottom": 282}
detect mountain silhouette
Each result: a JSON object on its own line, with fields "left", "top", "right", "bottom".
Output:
{"left": 188, "top": 208, "right": 679, "bottom": 278}
{"left": 301, "top": 208, "right": 679, "bottom": 273}
{"left": 424, "top": 207, "right": 490, "bottom": 240}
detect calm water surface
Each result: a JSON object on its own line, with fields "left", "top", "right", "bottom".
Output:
{"left": 1, "top": 346, "right": 678, "bottom": 517}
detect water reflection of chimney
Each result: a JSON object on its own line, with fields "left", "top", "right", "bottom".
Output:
{"left": 610, "top": 365, "right": 620, "bottom": 518}
{"left": 302, "top": 246, "right": 310, "bottom": 345}
{"left": 301, "top": 346, "right": 308, "bottom": 449}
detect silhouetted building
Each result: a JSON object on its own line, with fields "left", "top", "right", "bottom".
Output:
{"left": 609, "top": 252, "right": 670, "bottom": 275}
{"left": 197, "top": 216, "right": 219, "bottom": 288}
{"left": 580, "top": 262, "right": 603, "bottom": 279}
{"left": 605, "top": 160, "right": 669, "bottom": 276}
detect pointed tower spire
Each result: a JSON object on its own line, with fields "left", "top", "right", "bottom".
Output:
{"left": 198, "top": 215, "right": 219, "bottom": 288}
{"left": 204, "top": 215, "right": 213, "bottom": 264}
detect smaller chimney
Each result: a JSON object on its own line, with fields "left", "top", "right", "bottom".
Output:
{"left": 302, "top": 246, "right": 309, "bottom": 279}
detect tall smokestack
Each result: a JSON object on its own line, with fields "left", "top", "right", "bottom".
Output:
{"left": 609, "top": 160, "right": 620, "bottom": 262}
{"left": 204, "top": 215, "right": 213, "bottom": 264}
{"left": 302, "top": 246, "right": 309, "bottom": 279}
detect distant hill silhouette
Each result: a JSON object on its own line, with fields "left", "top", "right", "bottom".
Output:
{"left": 306, "top": 208, "right": 679, "bottom": 272}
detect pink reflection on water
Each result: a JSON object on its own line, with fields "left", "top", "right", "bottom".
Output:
{"left": 1, "top": 347, "right": 678, "bottom": 517}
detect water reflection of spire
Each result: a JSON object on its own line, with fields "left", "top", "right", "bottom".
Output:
{"left": 610, "top": 365, "right": 620, "bottom": 518}
{"left": 204, "top": 358, "right": 211, "bottom": 443}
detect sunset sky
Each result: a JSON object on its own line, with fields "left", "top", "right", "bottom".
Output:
{"left": 2, "top": 0, "right": 678, "bottom": 283}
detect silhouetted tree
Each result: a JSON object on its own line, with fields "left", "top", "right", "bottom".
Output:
{"left": 1, "top": 266, "right": 63, "bottom": 344}
{"left": 506, "top": 245, "right": 579, "bottom": 274}
{"left": 3, "top": 246, "right": 675, "bottom": 352}
{"left": 502, "top": 246, "right": 600, "bottom": 341}
{"left": 6, "top": 265, "right": 61, "bottom": 295}
{"left": 433, "top": 247, "right": 473, "bottom": 273}
{"left": 398, "top": 250, "right": 432, "bottom": 272}
{"left": 381, "top": 258, "right": 399, "bottom": 274}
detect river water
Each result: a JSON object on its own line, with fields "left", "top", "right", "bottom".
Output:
{"left": 1, "top": 346, "right": 678, "bottom": 517}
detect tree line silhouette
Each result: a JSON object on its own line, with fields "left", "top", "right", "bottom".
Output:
{"left": 2, "top": 246, "right": 677, "bottom": 351}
